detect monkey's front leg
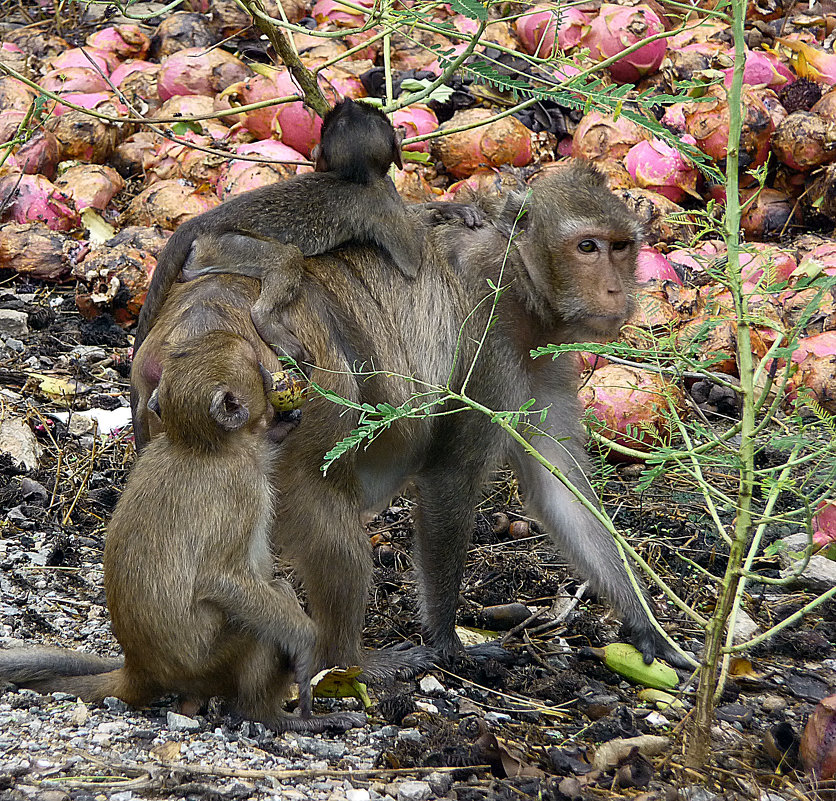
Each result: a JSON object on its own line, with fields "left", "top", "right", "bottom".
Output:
{"left": 509, "top": 421, "right": 690, "bottom": 668}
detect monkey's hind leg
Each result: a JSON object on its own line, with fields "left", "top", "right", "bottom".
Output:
{"left": 249, "top": 248, "right": 310, "bottom": 368}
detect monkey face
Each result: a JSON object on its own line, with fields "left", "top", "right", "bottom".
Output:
{"left": 512, "top": 163, "right": 643, "bottom": 341}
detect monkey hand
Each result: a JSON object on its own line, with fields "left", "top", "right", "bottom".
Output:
{"left": 418, "top": 201, "right": 486, "bottom": 229}
{"left": 622, "top": 620, "right": 695, "bottom": 670}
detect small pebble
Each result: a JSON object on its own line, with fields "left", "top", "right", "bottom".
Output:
{"left": 346, "top": 790, "right": 371, "bottom": 801}
{"left": 166, "top": 711, "right": 200, "bottom": 732}
{"left": 426, "top": 772, "right": 452, "bottom": 795}
{"left": 0, "top": 309, "right": 28, "bottom": 338}
{"left": 397, "top": 781, "right": 431, "bottom": 801}
{"left": 418, "top": 675, "right": 444, "bottom": 696}
{"left": 296, "top": 737, "right": 347, "bottom": 761}
{"left": 761, "top": 695, "right": 788, "bottom": 714}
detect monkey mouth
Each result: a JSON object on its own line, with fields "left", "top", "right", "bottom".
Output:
{"left": 581, "top": 314, "right": 627, "bottom": 339}
{"left": 267, "top": 409, "right": 302, "bottom": 443}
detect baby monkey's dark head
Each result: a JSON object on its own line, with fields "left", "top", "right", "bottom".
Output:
{"left": 314, "top": 99, "right": 403, "bottom": 184}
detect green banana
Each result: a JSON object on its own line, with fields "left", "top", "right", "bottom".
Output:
{"left": 590, "top": 643, "right": 679, "bottom": 690}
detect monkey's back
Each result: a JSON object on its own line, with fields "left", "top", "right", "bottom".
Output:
{"left": 104, "top": 433, "right": 274, "bottom": 687}
{"left": 268, "top": 237, "right": 501, "bottom": 505}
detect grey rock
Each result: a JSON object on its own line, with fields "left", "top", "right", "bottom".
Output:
{"left": 681, "top": 787, "right": 721, "bottom": 801}
{"left": 5, "top": 337, "right": 24, "bottom": 353}
{"left": 732, "top": 608, "right": 758, "bottom": 644}
{"left": 103, "top": 697, "right": 128, "bottom": 713}
{"left": 396, "top": 728, "right": 422, "bottom": 743}
{"left": 0, "top": 417, "right": 40, "bottom": 471}
{"left": 426, "top": 772, "right": 452, "bottom": 795}
{"left": 0, "top": 310, "right": 28, "bottom": 338}
{"left": 397, "top": 781, "right": 431, "bottom": 801}
{"left": 761, "top": 695, "right": 788, "bottom": 714}
{"left": 782, "top": 555, "right": 836, "bottom": 593}
{"left": 296, "top": 736, "right": 347, "bottom": 761}
{"left": 166, "top": 711, "right": 200, "bottom": 732}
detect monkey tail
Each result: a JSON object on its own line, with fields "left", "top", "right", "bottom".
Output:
{"left": 0, "top": 647, "right": 137, "bottom": 704}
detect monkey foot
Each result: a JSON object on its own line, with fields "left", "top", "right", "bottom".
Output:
{"left": 276, "top": 711, "right": 366, "bottom": 733}
{"left": 360, "top": 644, "right": 437, "bottom": 684}
{"left": 462, "top": 641, "right": 516, "bottom": 664}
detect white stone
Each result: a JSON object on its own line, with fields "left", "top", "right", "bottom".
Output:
{"left": 397, "top": 782, "right": 431, "bottom": 801}
{"left": 0, "top": 309, "right": 28, "bottom": 338}
{"left": 418, "top": 675, "right": 444, "bottom": 695}
{"left": 0, "top": 417, "right": 40, "bottom": 471}
{"left": 166, "top": 711, "right": 200, "bottom": 732}
{"left": 732, "top": 608, "right": 758, "bottom": 645}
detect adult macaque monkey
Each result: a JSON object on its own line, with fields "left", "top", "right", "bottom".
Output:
{"left": 134, "top": 162, "right": 687, "bottom": 674}
{"left": 134, "top": 99, "right": 481, "bottom": 366}
{"left": 0, "top": 330, "right": 364, "bottom": 733}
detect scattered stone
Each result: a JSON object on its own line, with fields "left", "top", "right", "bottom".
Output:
{"left": 0, "top": 417, "right": 41, "bottom": 471}
{"left": 425, "top": 772, "right": 452, "bottom": 795}
{"left": 69, "top": 701, "right": 89, "bottom": 726}
{"left": 643, "top": 711, "right": 670, "bottom": 728}
{"left": 166, "top": 711, "right": 200, "bottom": 732}
{"left": 20, "top": 477, "right": 48, "bottom": 502}
{"left": 761, "top": 695, "right": 788, "bottom": 714}
{"left": 4, "top": 337, "right": 24, "bottom": 352}
{"left": 103, "top": 697, "right": 128, "bottom": 713}
{"left": 396, "top": 728, "right": 422, "bottom": 744}
{"left": 484, "top": 711, "right": 512, "bottom": 724}
{"left": 296, "top": 737, "right": 347, "bottom": 761}
{"left": 346, "top": 790, "right": 371, "bottom": 801}
{"left": 732, "top": 608, "right": 758, "bottom": 644}
{"left": 681, "top": 788, "right": 721, "bottom": 801}
{"left": 419, "top": 675, "right": 444, "bottom": 696}
{"left": 784, "top": 555, "right": 836, "bottom": 593}
{"left": 397, "top": 781, "right": 431, "bottom": 801}
{"left": 0, "top": 309, "right": 28, "bottom": 338}
{"left": 717, "top": 703, "right": 753, "bottom": 727}
{"left": 37, "top": 791, "right": 69, "bottom": 801}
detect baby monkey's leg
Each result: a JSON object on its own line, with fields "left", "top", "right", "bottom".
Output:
{"left": 183, "top": 233, "right": 308, "bottom": 364}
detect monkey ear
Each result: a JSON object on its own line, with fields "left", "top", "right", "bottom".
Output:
{"left": 393, "top": 127, "right": 405, "bottom": 169}
{"left": 495, "top": 190, "right": 531, "bottom": 237}
{"left": 209, "top": 388, "right": 250, "bottom": 431}
{"left": 147, "top": 389, "right": 162, "bottom": 419}
{"left": 311, "top": 144, "right": 329, "bottom": 172}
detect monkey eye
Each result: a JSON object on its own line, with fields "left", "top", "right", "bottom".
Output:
{"left": 612, "top": 240, "right": 631, "bottom": 251}
{"left": 578, "top": 239, "right": 598, "bottom": 253}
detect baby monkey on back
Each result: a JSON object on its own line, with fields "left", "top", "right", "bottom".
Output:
{"left": 137, "top": 99, "right": 480, "bottom": 353}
